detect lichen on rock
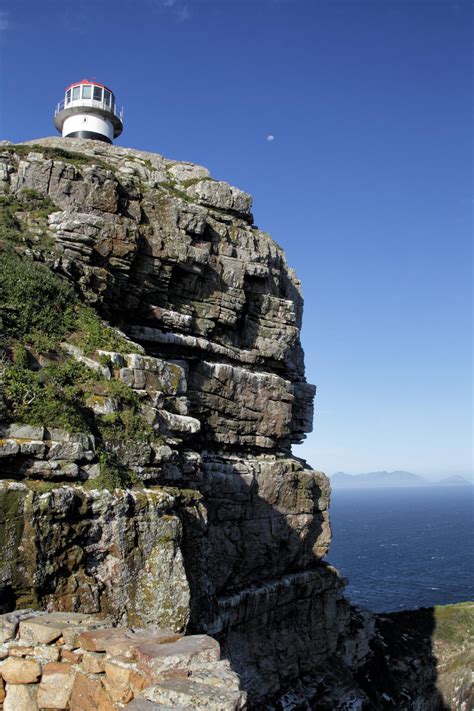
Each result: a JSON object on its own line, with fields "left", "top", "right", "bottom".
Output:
{"left": 0, "top": 136, "right": 466, "bottom": 709}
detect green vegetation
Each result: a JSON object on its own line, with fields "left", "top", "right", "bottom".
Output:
{"left": 3, "top": 350, "right": 95, "bottom": 432}
{"left": 0, "top": 197, "right": 22, "bottom": 240}
{"left": 0, "top": 157, "right": 165, "bottom": 493}
{"left": 0, "top": 250, "right": 77, "bottom": 349}
{"left": 3, "top": 144, "right": 114, "bottom": 172}
{"left": 92, "top": 380, "right": 156, "bottom": 444}
{"left": 153, "top": 486, "right": 202, "bottom": 507}
{"left": 180, "top": 177, "right": 216, "bottom": 188}
{"left": 72, "top": 305, "right": 140, "bottom": 356}
{"left": 434, "top": 602, "right": 474, "bottom": 646}
{"left": 159, "top": 179, "right": 197, "bottom": 204}
{"left": 0, "top": 190, "right": 56, "bottom": 246}
{"left": 16, "top": 189, "right": 56, "bottom": 219}
{"left": 137, "top": 157, "right": 154, "bottom": 172}
{"left": 0, "top": 249, "right": 137, "bottom": 355}
{"left": 92, "top": 450, "right": 139, "bottom": 490}
{"left": 0, "top": 249, "right": 157, "bottom": 489}
{"left": 180, "top": 178, "right": 204, "bottom": 188}
{"left": 95, "top": 409, "right": 154, "bottom": 444}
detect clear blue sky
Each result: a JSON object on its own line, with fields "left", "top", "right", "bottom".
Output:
{"left": 1, "top": 0, "right": 472, "bottom": 479}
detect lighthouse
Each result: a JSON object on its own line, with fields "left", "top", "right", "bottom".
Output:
{"left": 54, "top": 80, "right": 123, "bottom": 144}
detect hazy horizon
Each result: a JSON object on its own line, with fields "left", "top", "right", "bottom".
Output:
{"left": 296, "top": 456, "right": 474, "bottom": 483}
{"left": 329, "top": 468, "right": 474, "bottom": 483}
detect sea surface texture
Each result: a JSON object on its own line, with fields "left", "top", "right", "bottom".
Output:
{"left": 328, "top": 485, "right": 474, "bottom": 612}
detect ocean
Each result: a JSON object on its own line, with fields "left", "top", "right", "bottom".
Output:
{"left": 327, "top": 485, "right": 474, "bottom": 612}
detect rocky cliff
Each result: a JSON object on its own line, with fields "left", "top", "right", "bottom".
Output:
{"left": 0, "top": 138, "right": 470, "bottom": 710}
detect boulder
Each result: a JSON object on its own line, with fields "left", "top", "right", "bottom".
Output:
{"left": 0, "top": 657, "right": 42, "bottom": 683}
{"left": 37, "top": 661, "right": 75, "bottom": 709}
{"left": 142, "top": 677, "right": 247, "bottom": 710}
{"left": 19, "top": 612, "right": 104, "bottom": 645}
{"left": 6, "top": 425, "right": 44, "bottom": 440}
{"left": 0, "top": 611, "right": 43, "bottom": 644}
{"left": 0, "top": 440, "right": 19, "bottom": 458}
{"left": 3, "top": 683, "right": 39, "bottom": 710}
{"left": 69, "top": 671, "right": 115, "bottom": 711}
{"left": 136, "top": 635, "right": 220, "bottom": 677}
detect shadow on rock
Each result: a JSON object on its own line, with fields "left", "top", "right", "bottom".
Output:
{"left": 177, "top": 454, "right": 459, "bottom": 710}
{"left": 354, "top": 606, "right": 472, "bottom": 711}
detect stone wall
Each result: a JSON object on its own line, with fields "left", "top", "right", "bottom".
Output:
{"left": 0, "top": 610, "right": 246, "bottom": 709}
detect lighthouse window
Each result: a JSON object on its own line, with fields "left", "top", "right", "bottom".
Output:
{"left": 65, "top": 90, "right": 71, "bottom": 105}
{"left": 82, "top": 85, "right": 92, "bottom": 99}
{"left": 104, "top": 90, "right": 111, "bottom": 107}
{"left": 72, "top": 86, "right": 80, "bottom": 101}
{"left": 93, "top": 86, "right": 102, "bottom": 102}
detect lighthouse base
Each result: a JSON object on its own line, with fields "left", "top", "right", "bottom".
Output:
{"left": 65, "top": 131, "right": 112, "bottom": 144}
{"left": 60, "top": 112, "right": 115, "bottom": 143}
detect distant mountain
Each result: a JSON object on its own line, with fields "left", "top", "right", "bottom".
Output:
{"left": 330, "top": 470, "right": 472, "bottom": 488}
{"left": 435, "top": 474, "right": 471, "bottom": 486}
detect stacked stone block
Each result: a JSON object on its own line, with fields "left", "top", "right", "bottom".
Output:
{"left": 0, "top": 610, "right": 246, "bottom": 710}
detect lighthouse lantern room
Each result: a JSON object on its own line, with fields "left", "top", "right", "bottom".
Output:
{"left": 54, "top": 80, "right": 123, "bottom": 144}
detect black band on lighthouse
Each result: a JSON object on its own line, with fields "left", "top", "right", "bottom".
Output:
{"left": 65, "top": 131, "right": 112, "bottom": 144}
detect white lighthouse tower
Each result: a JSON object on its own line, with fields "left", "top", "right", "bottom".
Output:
{"left": 54, "top": 80, "right": 123, "bottom": 144}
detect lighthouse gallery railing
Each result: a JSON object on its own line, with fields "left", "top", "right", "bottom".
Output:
{"left": 55, "top": 98, "right": 124, "bottom": 122}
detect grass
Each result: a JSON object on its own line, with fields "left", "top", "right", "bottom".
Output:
{"left": 158, "top": 180, "right": 197, "bottom": 204}
{"left": 434, "top": 602, "right": 474, "bottom": 646}
{"left": 72, "top": 305, "right": 140, "bottom": 356}
{"left": 0, "top": 190, "right": 56, "bottom": 246}
{"left": 180, "top": 177, "right": 217, "bottom": 188}
{"left": 3, "top": 144, "right": 114, "bottom": 172}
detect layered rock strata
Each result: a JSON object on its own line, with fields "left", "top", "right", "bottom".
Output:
{"left": 0, "top": 137, "right": 462, "bottom": 709}
{"left": 0, "top": 137, "right": 341, "bottom": 698}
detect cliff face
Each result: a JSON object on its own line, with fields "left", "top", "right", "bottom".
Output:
{"left": 0, "top": 138, "right": 466, "bottom": 709}
{"left": 0, "top": 137, "right": 351, "bottom": 702}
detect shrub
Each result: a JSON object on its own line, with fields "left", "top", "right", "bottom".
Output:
{"left": 99, "top": 409, "right": 152, "bottom": 442}
{"left": 0, "top": 249, "right": 138, "bottom": 355}
{"left": 93, "top": 450, "right": 138, "bottom": 490}
{"left": 0, "top": 192, "right": 56, "bottom": 244}
{"left": 0, "top": 197, "right": 25, "bottom": 242}
{"left": 3, "top": 356, "right": 94, "bottom": 432}
{"left": 93, "top": 379, "right": 156, "bottom": 442}
{"left": 0, "top": 250, "right": 154, "bottom": 473}
{"left": 104, "top": 378, "right": 140, "bottom": 407}
{"left": 74, "top": 305, "right": 140, "bottom": 355}
{"left": 0, "top": 250, "right": 76, "bottom": 346}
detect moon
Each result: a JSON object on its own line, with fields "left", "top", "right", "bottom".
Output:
{"left": 266, "top": 135, "right": 274, "bottom": 142}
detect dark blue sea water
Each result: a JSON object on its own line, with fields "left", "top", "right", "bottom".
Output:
{"left": 327, "top": 486, "right": 474, "bottom": 612}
